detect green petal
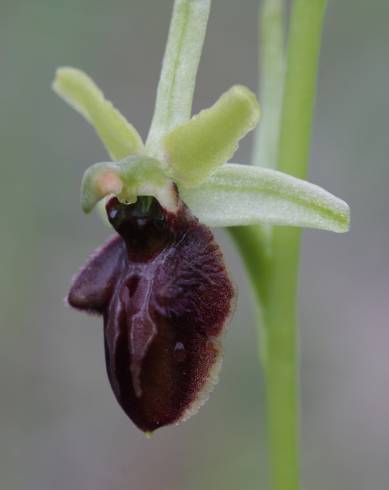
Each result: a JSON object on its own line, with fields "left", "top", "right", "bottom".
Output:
{"left": 179, "top": 164, "right": 350, "bottom": 233}
{"left": 146, "top": 0, "right": 211, "bottom": 156}
{"left": 81, "top": 162, "right": 123, "bottom": 213}
{"left": 52, "top": 67, "right": 144, "bottom": 160}
{"left": 81, "top": 156, "right": 178, "bottom": 214}
{"left": 163, "top": 86, "right": 260, "bottom": 187}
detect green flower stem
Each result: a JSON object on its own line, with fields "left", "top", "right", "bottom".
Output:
{"left": 232, "top": 1, "right": 328, "bottom": 489}
{"left": 268, "top": 3, "right": 327, "bottom": 489}
{"left": 262, "top": 229, "right": 301, "bottom": 490}
{"left": 268, "top": 1, "right": 328, "bottom": 488}
{"left": 228, "top": 225, "right": 271, "bottom": 313}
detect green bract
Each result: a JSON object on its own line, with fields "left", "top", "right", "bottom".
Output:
{"left": 52, "top": 0, "right": 349, "bottom": 235}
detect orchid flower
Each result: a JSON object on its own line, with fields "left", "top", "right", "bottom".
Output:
{"left": 53, "top": 0, "right": 349, "bottom": 433}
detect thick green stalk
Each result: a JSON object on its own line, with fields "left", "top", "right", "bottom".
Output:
{"left": 262, "top": 228, "right": 301, "bottom": 490}
{"left": 228, "top": 225, "right": 271, "bottom": 312}
{"left": 231, "top": 1, "right": 327, "bottom": 489}
{"left": 266, "top": 1, "right": 328, "bottom": 489}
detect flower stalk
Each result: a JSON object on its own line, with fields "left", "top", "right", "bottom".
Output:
{"left": 267, "top": 2, "right": 328, "bottom": 489}
{"left": 233, "top": 1, "right": 329, "bottom": 489}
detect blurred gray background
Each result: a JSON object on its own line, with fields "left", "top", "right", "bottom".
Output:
{"left": 0, "top": 0, "right": 388, "bottom": 489}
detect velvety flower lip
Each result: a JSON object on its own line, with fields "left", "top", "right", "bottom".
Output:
{"left": 68, "top": 197, "right": 236, "bottom": 432}
{"left": 67, "top": 235, "right": 126, "bottom": 316}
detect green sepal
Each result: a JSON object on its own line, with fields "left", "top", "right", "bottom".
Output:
{"left": 146, "top": 0, "right": 211, "bottom": 156}
{"left": 179, "top": 163, "right": 350, "bottom": 233}
{"left": 53, "top": 67, "right": 144, "bottom": 160}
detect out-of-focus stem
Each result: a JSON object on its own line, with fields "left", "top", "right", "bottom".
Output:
{"left": 266, "top": 1, "right": 328, "bottom": 489}
{"left": 253, "top": 0, "right": 285, "bottom": 169}
{"left": 231, "top": 1, "right": 327, "bottom": 489}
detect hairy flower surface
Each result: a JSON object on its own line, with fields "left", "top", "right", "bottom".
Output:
{"left": 68, "top": 197, "right": 235, "bottom": 432}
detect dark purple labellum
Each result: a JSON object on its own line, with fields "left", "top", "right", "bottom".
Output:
{"left": 67, "top": 197, "right": 235, "bottom": 432}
